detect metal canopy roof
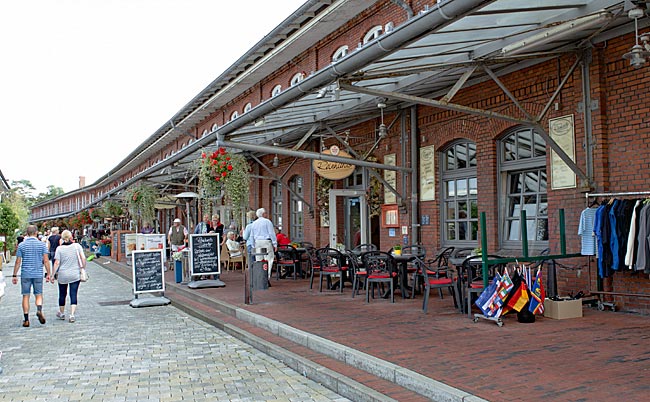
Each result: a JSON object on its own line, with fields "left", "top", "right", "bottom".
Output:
{"left": 57, "top": 0, "right": 642, "bottom": 209}
{"left": 165, "top": 0, "right": 631, "bottom": 158}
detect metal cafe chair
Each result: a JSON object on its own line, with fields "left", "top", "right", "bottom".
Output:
{"left": 345, "top": 249, "right": 367, "bottom": 298}
{"left": 315, "top": 247, "right": 349, "bottom": 293}
{"left": 412, "top": 246, "right": 454, "bottom": 298}
{"left": 361, "top": 251, "right": 397, "bottom": 303}
{"left": 411, "top": 255, "right": 457, "bottom": 313}
{"left": 275, "top": 244, "right": 300, "bottom": 280}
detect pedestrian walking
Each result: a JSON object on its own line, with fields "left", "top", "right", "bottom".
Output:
{"left": 47, "top": 227, "right": 61, "bottom": 262}
{"left": 53, "top": 230, "right": 85, "bottom": 323}
{"left": 250, "top": 208, "right": 277, "bottom": 282}
{"left": 11, "top": 225, "right": 52, "bottom": 327}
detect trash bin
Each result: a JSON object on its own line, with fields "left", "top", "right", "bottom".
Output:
{"left": 252, "top": 259, "right": 269, "bottom": 290}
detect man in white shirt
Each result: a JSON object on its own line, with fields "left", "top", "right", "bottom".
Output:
{"left": 250, "top": 208, "right": 277, "bottom": 280}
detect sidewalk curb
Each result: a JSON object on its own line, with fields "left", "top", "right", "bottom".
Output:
{"left": 168, "top": 281, "right": 486, "bottom": 402}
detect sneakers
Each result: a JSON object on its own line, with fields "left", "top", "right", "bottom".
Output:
{"left": 36, "top": 311, "right": 46, "bottom": 324}
{"left": 56, "top": 311, "right": 65, "bottom": 320}
{"left": 22, "top": 320, "right": 30, "bottom": 327}
{"left": 69, "top": 315, "right": 75, "bottom": 323}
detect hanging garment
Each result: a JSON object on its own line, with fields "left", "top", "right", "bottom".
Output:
{"left": 608, "top": 200, "right": 621, "bottom": 271}
{"left": 615, "top": 199, "right": 636, "bottom": 270}
{"left": 593, "top": 204, "right": 607, "bottom": 278}
{"left": 634, "top": 203, "right": 650, "bottom": 272}
{"left": 624, "top": 200, "right": 642, "bottom": 267}
{"left": 578, "top": 207, "right": 598, "bottom": 256}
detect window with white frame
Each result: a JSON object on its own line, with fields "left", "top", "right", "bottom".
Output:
{"left": 202, "top": 129, "right": 209, "bottom": 137}
{"left": 499, "top": 127, "right": 548, "bottom": 247}
{"left": 289, "top": 176, "right": 304, "bottom": 241}
{"left": 290, "top": 72, "right": 304, "bottom": 86}
{"left": 243, "top": 103, "right": 252, "bottom": 113}
{"left": 271, "top": 181, "right": 283, "bottom": 229}
{"left": 271, "top": 85, "right": 282, "bottom": 97}
{"left": 441, "top": 140, "right": 478, "bottom": 244}
{"left": 230, "top": 111, "right": 238, "bottom": 121}
{"left": 332, "top": 45, "right": 349, "bottom": 62}
{"left": 363, "top": 25, "right": 383, "bottom": 44}
{"left": 211, "top": 123, "right": 218, "bottom": 132}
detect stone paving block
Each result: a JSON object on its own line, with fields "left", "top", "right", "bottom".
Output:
{"left": 0, "top": 259, "right": 346, "bottom": 402}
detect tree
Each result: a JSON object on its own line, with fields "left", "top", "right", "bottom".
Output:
{"left": 0, "top": 202, "right": 20, "bottom": 252}
{"left": 34, "top": 185, "right": 65, "bottom": 204}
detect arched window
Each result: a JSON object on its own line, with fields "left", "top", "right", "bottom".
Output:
{"left": 290, "top": 72, "right": 304, "bottom": 86}
{"left": 230, "top": 111, "right": 239, "bottom": 121}
{"left": 243, "top": 103, "right": 252, "bottom": 113}
{"left": 271, "top": 85, "right": 282, "bottom": 97}
{"left": 202, "top": 129, "right": 209, "bottom": 137}
{"left": 363, "top": 25, "right": 383, "bottom": 44}
{"left": 332, "top": 45, "right": 349, "bottom": 62}
{"left": 289, "top": 176, "right": 304, "bottom": 241}
{"left": 211, "top": 123, "right": 219, "bottom": 132}
{"left": 270, "top": 181, "right": 283, "bottom": 229}
{"left": 441, "top": 140, "right": 478, "bottom": 244}
{"left": 499, "top": 127, "right": 548, "bottom": 247}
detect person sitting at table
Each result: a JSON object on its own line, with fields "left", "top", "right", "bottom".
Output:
{"left": 225, "top": 231, "right": 242, "bottom": 258}
{"left": 275, "top": 227, "right": 291, "bottom": 246}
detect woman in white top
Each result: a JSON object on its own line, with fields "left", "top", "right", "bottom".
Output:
{"left": 53, "top": 230, "right": 86, "bottom": 322}
{"left": 225, "top": 231, "right": 242, "bottom": 257}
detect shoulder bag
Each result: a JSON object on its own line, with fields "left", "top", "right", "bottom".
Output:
{"left": 76, "top": 244, "right": 89, "bottom": 282}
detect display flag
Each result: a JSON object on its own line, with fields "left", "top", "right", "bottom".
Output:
{"left": 528, "top": 269, "right": 546, "bottom": 314}
{"left": 476, "top": 272, "right": 502, "bottom": 317}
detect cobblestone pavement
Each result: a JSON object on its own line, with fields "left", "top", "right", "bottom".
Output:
{"left": 0, "top": 260, "right": 347, "bottom": 402}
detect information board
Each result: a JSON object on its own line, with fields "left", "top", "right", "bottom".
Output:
{"left": 120, "top": 232, "right": 128, "bottom": 255}
{"left": 135, "top": 234, "right": 167, "bottom": 261}
{"left": 189, "top": 233, "right": 220, "bottom": 276}
{"left": 124, "top": 234, "right": 138, "bottom": 260}
{"left": 131, "top": 249, "right": 165, "bottom": 294}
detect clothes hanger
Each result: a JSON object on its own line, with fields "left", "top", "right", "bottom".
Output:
{"left": 588, "top": 198, "right": 600, "bottom": 208}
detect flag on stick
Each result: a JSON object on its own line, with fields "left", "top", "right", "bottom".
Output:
{"left": 528, "top": 268, "right": 545, "bottom": 314}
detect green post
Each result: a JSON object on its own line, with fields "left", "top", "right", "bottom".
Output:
{"left": 520, "top": 209, "right": 529, "bottom": 258}
{"left": 480, "top": 212, "right": 489, "bottom": 289}
{"left": 559, "top": 208, "right": 566, "bottom": 255}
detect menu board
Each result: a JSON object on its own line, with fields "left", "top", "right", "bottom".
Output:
{"left": 189, "top": 233, "right": 220, "bottom": 276}
{"left": 120, "top": 232, "right": 128, "bottom": 255}
{"left": 124, "top": 234, "right": 138, "bottom": 260}
{"left": 131, "top": 249, "right": 165, "bottom": 294}
{"left": 135, "top": 234, "right": 167, "bottom": 261}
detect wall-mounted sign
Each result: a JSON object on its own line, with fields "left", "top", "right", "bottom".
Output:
{"left": 384, "top": 154, "right": 397, "bottom": 204}
{"left": 549, "top": 114, "right": 576, "bottom": 189}
{"left": 420, "top": 145, "right": 435, "bottom": 201}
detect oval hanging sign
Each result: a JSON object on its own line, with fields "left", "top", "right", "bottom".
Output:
{"left": 313, "top": 146, "right": 356, "bottom": 180}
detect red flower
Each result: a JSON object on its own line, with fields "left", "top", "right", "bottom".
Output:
{"left": 201, "top": 152, "right": 206, "bottom": 158}
{"left": 221, "top": 172, "right": 227, "bottom": 177}
{"left": 227, "top": 165, "right": 233, "bottom": 171}
{"left": 226, "top": 156, "right": 231, "bottom": 161}
{"left": 219, "top": 148, "right": 226, "bottom": 155}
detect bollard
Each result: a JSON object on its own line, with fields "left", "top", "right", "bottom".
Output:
{"left": 174, "top": 260, "right": 183, "bottom": 283}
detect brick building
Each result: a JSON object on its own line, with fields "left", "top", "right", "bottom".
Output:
{"left": 31, "top": 1, "right": 650, "bottom": 313}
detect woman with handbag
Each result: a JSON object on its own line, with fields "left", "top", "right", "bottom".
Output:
{"left": 53, "top": 230, "right": 86, "bottom": 323}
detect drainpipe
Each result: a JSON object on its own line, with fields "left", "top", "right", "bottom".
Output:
{"left": 580, "top": 49, "right": 595, "bottom": 188}
{"left": 410, "top": 106, "right": 419, "bottom": 245}
{"left": 391, "top": 0, "right": 414, "bottom": 18}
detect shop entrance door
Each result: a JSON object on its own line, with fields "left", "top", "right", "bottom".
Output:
{"left": 328, "top": 189, "right": 368, "bottom": 249}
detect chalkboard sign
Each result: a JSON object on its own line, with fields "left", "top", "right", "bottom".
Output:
{"left": 112, "top": 232, "right": 119, "bottom": 258}
{"left": 120, "top": 232, "right": 128, "bottom": 255}
{"left": 131, "top": 249, "right": 165, "bottom": 294}
{"left": 189, "top": 233, "right": 220, "bottom": 276}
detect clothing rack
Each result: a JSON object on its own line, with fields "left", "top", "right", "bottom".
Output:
{"left": 583, "top": 191, "right": 650, "bottom": 308}
{"left": 585, "top": 191, "right": 650, "bottom": 206}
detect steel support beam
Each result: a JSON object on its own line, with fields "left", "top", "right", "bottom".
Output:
{"left": 339, "top": 80, "right": 589, "bottom": 182}
{"left": 441, "top": 65, "right": 477, "bottom": 103}
{"left": 218, "top": 138, "right": 413, "bottom": 173}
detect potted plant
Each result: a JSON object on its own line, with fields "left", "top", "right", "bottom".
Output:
{"left": 393, "top": 244, "right": 402, "bottom": 256}
{"left": 99, "top": 237, "right": 112, "bottom": 256}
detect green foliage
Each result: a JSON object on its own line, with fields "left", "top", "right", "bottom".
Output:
{"left": 102, "top": 200, "right": 124, "bottom": 218}
{"left": 33, "top": 185, "right": 65, "bottom": 204}
{"left": 124, "top": 183, "right": 157, "bottom": 226}
{"left": 223, "top": 154, "right": 251, "bottom": 226}
{"left": 0, "top": 202, "right": 20, "bottom": 251}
